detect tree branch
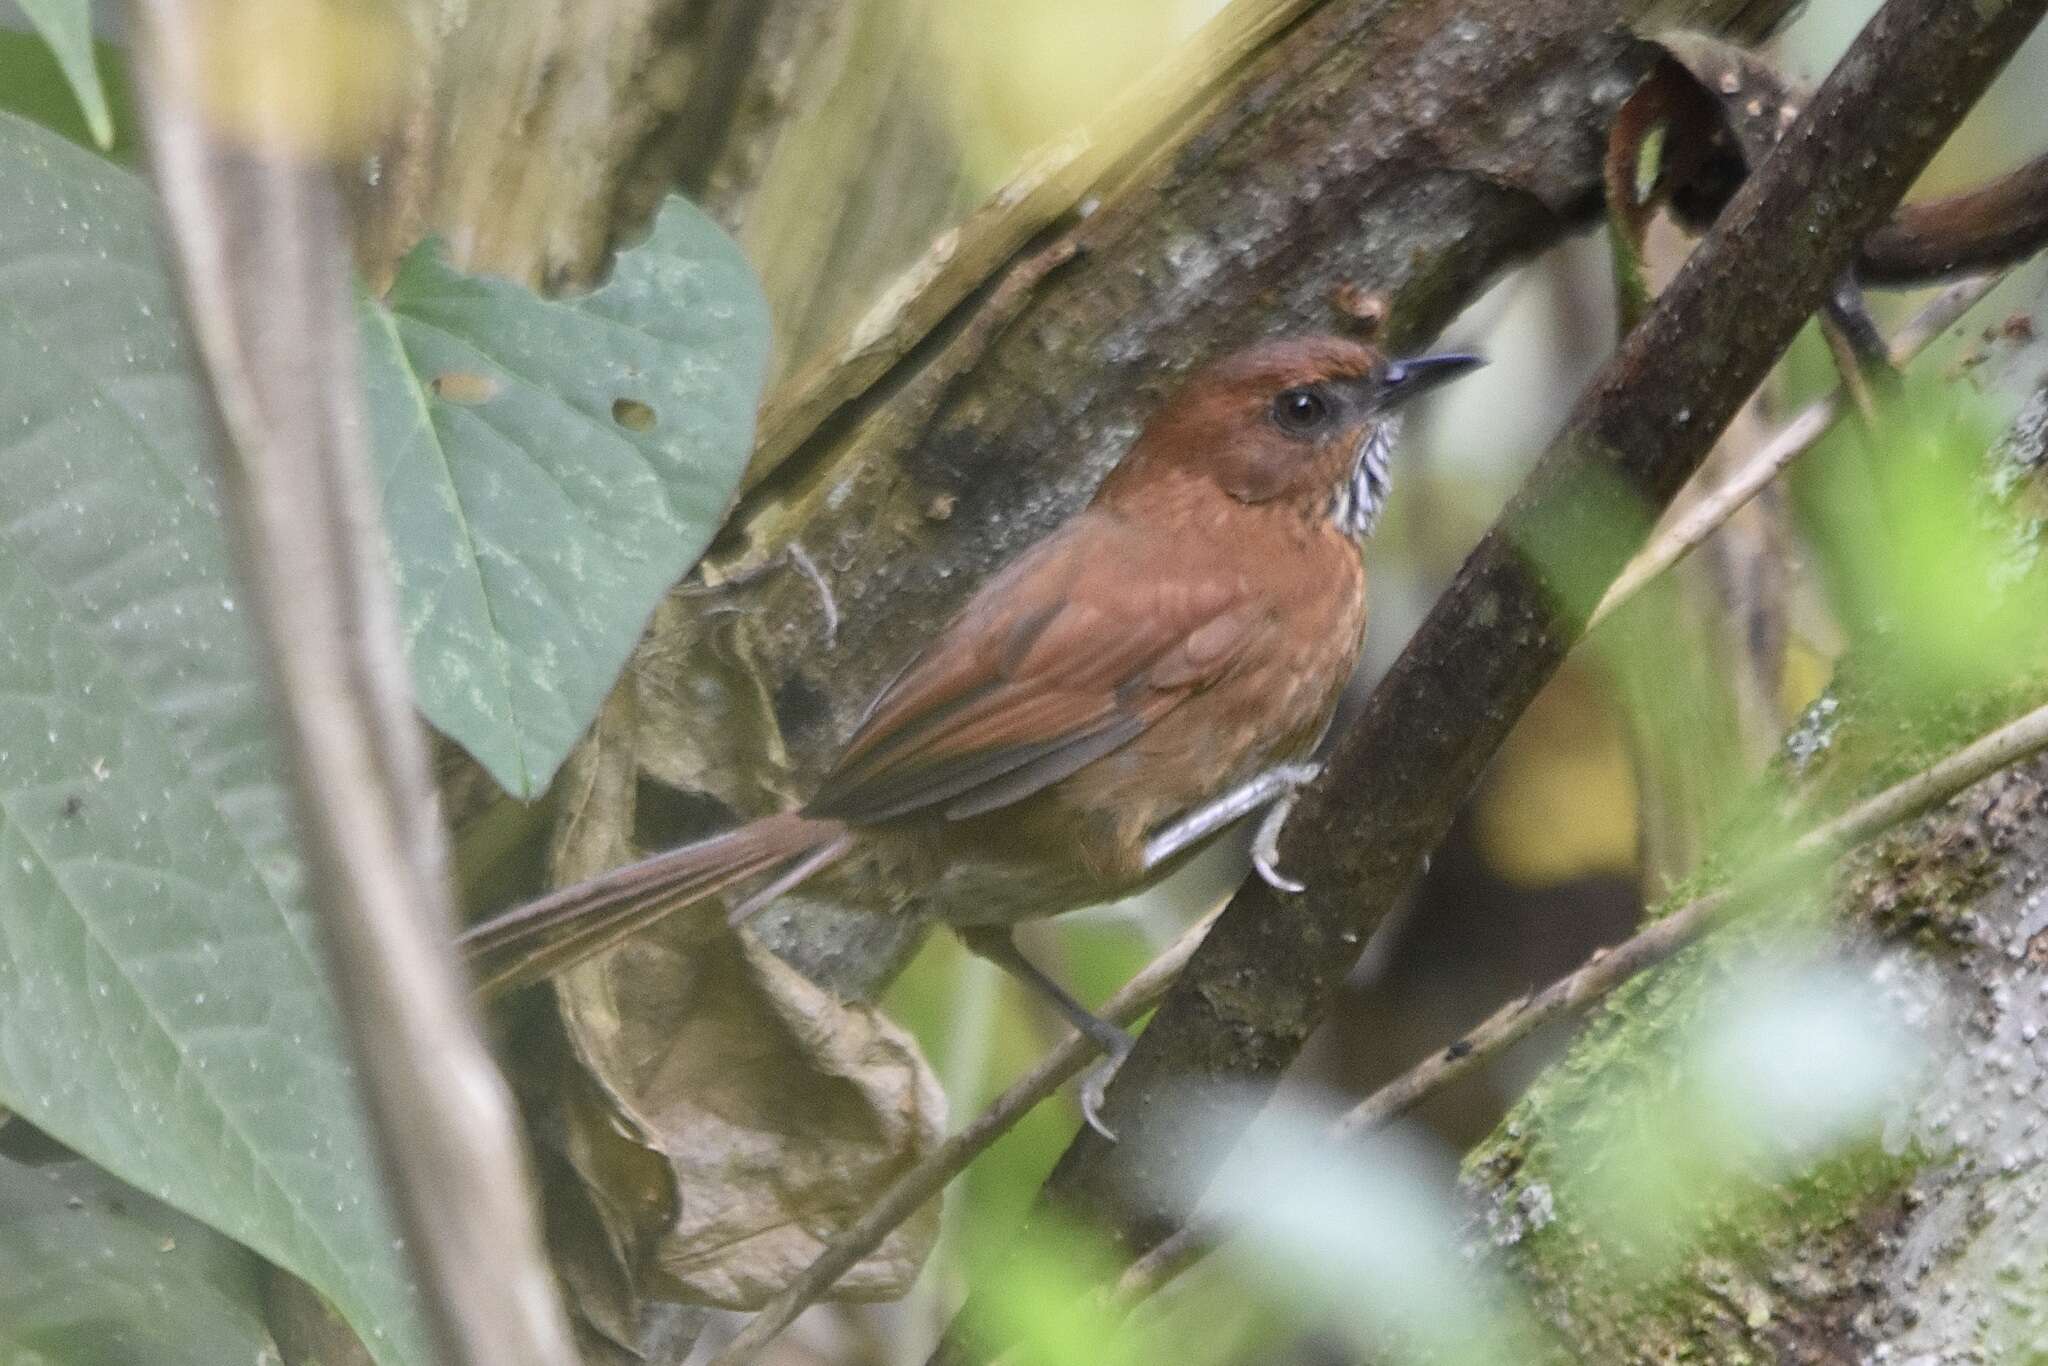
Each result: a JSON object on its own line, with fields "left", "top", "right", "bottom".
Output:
{"left": 1861, "top": 150, "right": 2048, "bottom": 284}
{"left": 1646, "top": 35, "right": 2048, "bottom": 290}
{"left": 1110, "top": 696, "right": 2048, "bottom": 1310}
{"left": 931, "top": 4, "right": 2048, "bottom": 1360}
{"left": 646, "top": 0, "right": 1798, "bottom": 1035}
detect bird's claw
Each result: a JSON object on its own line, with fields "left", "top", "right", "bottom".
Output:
{"left": 1253, "top": 769, "right": 1317, "bottom": 893}
{"left": 1079, "top": 1035, "right": 1135, "bottom": 1142}
{"left": 1081, "top": 1062, "right": 1118, "bottom": 1142}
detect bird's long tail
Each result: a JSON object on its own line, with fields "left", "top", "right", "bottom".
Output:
{"left": 458, "top": 810, "right": 852, "bottom": 998}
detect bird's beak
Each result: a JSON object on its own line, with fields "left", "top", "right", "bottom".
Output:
{"left": 1381, "top": 352, "right": 1485, "bottom": 407}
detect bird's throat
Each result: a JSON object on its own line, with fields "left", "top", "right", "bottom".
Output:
{"left": 1333, "top": 419, "right": 1396, "bottom": 539}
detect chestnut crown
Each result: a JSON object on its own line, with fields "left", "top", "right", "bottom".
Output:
{"left": 1098, "top": 335, "right": 1481, "bottom": 537}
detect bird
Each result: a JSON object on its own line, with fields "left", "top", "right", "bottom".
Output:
{"left": 458, "top": 334, "right": 1481, "bottom": 1133}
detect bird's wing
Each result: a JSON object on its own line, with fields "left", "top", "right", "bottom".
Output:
{"left": 804, "top": 512, "right": 1266, "bottom": 824}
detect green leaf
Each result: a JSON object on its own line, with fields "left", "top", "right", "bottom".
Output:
{"left": 11, "top": 0, "right": 114, "bottom": 148}
{"left": 0, "top": 112, "right": 428, "bottom": 1365}
{"left": 0, "top": 1155, "right": 281, "bottom": 1365}
{"left": 0, "top": 29, "right": 133, "bottom": 157}
{"left": 359, "top": 203, "right": 771, "bottom": 797}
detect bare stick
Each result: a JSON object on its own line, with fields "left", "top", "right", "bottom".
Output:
{"left": 128, "top": 7, "right": 574, "bottom": 1364}
{"left": 1589, "top": 272, "right": 1999, "bottom": 631}
{"left": 1110, "top": 697, "right": 2048, "bottom": 1310}
{"left": 706, "top": 908, "right": 1224, "bottom": 1366}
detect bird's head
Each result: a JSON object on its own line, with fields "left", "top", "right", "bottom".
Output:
{"left": 1100, "top": 336, "right": 1482, "bottom": 538}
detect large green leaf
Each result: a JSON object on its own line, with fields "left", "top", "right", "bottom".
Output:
{"left": 0, "top": 1155, "right": 280, "bottom": 1365}
{"left": 10, "top": 0, "right": 113, "bottom": 148}
{"left": 0, "top": 113, "right": 427, "bottom": 1364}
{"left": 359, "top": 202, "right": 770, "bottom": 797}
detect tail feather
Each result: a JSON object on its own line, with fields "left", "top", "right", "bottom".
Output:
{"left": 459, "top": 811, "right": 846, "bottom": 998}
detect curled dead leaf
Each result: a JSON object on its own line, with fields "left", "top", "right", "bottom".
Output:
{"left": 1652, "top": 30, "right": 1808, "bottom": 172}
{"left": 561, "top": 930, "right": 944, "bottom": 1308}
{"left": 527, "top": 682, "right": 945, "bottom": 1319}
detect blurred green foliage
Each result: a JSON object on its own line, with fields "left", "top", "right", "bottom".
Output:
{"left": 1793, "top": 374, "right": 2047, "bottom": 710}
{"left": 1557, "top": 954, "right": 1924, "bottom": 1280}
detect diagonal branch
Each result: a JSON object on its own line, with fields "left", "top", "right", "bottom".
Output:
{"left": 706, "top": 909, "right": 1222, "bottom": 1366}
{"left": 930, "top": 3, "right": 2048, "bottom": 1361}
{"left": 1109, "top": 697, "right": 2048, "bottom": 1311}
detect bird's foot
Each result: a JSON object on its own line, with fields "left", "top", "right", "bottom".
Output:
{"left": 1252, "top": 764, "right": 1320, "bottom": 893}
{"left": 958, "top": 924, "right": 1137, "bottom": 1140}
{"left": 1079, "top": 1031, "right": 1136, "bottom": 1142}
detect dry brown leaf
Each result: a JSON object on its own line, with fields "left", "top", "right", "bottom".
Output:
{"left": 562, "top": 931, "right": 944, "bottom": 1308}
{"left": 539, "top": 677, "right": 946, "bottom": 1314}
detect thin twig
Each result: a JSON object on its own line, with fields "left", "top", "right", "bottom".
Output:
{"left": 1590, "top": 271, "right": 1999, "bottom": 630}
{"left": 707, "top": 908, "right": 1224, "bottom": 1366}
{"left": 1108, "top": 697, "right": 2048, "bottom": 1310}
{"left": 786, "top": 542, "right": 840, "bottom": 648}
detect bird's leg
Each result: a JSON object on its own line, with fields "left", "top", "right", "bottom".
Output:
{"left": 957, "top": 925, "right": 1132, "bottom": 1141}
{"left": 1140, "top": 761, "right": 1321, "bottom": 889}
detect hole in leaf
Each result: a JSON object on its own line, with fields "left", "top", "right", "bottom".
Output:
{"left": 612, "top": 397, "right": 657, "bottom": 431}
{"left": 430, "top": 372, "right": 498, "bottom": 403}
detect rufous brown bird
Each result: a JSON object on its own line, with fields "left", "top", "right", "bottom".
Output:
{"left": 459, "top": 335, "right": 1479, "bottom": 1131}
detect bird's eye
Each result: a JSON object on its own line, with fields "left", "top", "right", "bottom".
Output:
{"left": 1272, "top": 387, "right": 1329, "bottom": 434}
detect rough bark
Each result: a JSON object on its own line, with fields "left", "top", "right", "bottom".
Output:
{"left": 350, "top": 0, "right": 708, "bottom": 290}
